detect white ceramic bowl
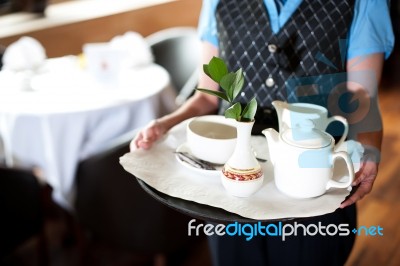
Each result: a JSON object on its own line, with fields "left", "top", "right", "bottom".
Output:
{"left": 186, "top": 115, "right": 237, "bottom": 165}
{"left": 221, "top": 174, "right": 264, "bottom": 197}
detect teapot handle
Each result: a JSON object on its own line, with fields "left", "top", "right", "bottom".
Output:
{"left": 326, "top": 151, "right": 354, "bottom": 190}
{"left": 326, "top": 116, "right": 349, "bottom": 149}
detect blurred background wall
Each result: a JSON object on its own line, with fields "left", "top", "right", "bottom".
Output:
{"left": 0, "top": 0, "right": 202, "bottom": 57}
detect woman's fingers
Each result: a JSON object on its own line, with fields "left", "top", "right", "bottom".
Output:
{"left": 130, "top": 120, "right": 166, "bottom": 150}
{"left": 340, "top": 161, "right": 377, "bottom": 208}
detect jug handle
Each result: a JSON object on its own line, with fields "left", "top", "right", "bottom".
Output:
{"left": 326, "top": 151, "right": 354, "bottom": 190}
{"left": 326, "top": 116, "right": 349, "bottom": 149}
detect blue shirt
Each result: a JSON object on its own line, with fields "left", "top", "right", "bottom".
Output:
{"left": 198, "top": 0, "right": 394, "bottom": 59}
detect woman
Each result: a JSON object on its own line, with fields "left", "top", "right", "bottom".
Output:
{"left": 132, "top": 1, "right": 394, "bottom": 265}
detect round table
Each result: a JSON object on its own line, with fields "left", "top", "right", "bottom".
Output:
{"left": 0, "top": 56, "right": 177, "bottom": 210}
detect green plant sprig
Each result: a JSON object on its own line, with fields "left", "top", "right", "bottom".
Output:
{"left": 196, "top": 56, "right": 257, "bottom": 122}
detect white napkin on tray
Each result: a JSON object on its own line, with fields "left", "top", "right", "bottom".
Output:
{"left": 120, "top": 119, "right": 357, "bottom": 220}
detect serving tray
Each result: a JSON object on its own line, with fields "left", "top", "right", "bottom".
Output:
{"left": 120, "top": 118, "right": 353, "bottom": 221}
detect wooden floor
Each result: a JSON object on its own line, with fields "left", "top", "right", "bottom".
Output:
{"left": 345, "top": 86, "right": 400, "bottom": 266}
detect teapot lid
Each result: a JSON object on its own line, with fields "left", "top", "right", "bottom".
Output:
{"left": 282, "top": 119, "right": 332, "bottom": 148}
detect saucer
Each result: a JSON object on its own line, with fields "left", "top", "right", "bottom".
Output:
{"left": 175, "top": 143, "right": 222, "bottom": 177}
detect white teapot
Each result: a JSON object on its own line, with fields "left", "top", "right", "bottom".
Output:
{"left": 272, "top": 100, "right": 349, "bottom": 147}
{"left": 262, "top": 120, "right": 354, "bottom": 198}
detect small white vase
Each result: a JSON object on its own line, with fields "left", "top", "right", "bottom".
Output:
{"left": 221, "top": 119, "right": 264, "bottom": 197}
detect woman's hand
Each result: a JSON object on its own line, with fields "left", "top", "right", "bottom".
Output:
{"left": 130, "top": 119, "right": 167, "bottom": 150}
{"left": 130, "top": 42, "right": 219, "bottom": 151}
{"left": 340, "top": 155, "right": 379, "bottom": 208}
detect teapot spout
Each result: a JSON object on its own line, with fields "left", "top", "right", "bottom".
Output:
{"left": 272, "top": 100, "right": 288, "bottom": 132}
{"left": 262, "top": 128, "right": 279, "bottom": 165}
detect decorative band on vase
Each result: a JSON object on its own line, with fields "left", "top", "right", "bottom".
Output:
{"left": 222, "top": 165, "right": 263, "bottom": 181}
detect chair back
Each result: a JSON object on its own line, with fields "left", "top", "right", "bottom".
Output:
{"left": 146, "top": 27, "right": 201, "bottom": 105}
{"left": 0, "top": 44, "right": 5, "bottom": 70}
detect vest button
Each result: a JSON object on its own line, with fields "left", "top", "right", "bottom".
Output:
{"left": 268, "top": 44, "right": 278, "bottom": 53}
{"left": 266, "top": 77, "right": 275, "bottom": 87}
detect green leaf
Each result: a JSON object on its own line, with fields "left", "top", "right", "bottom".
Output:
{"left": 231, "top": 68, "right": 244, "bottom": 101}
{"left": 196, "top": 88, "right": 229, "bottom": 102}
{"left": 241, "top": 97, "right": 258, "bottom": 121}
{"left": 206, "top": 57, "right": 228, "bottom": 83}
{"left": 225, "top": 102, "right": 242, "bottom": 120}
{"left": 220, "top": 73, "right": 236, "bottom": 102}
{"left": 197, "top": 57, "right": 259, "bottom": 122}
{"left": 203, "top": 64, "right": 210, "bottom": 77}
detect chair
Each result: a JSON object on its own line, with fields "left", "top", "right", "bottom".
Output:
{"left": 74, "top": 131, "right": 196, "bottom": 264}
{"left": 0, "top": 136, "right": 4, "bottom": 165}
{"left": 0, "top": 44, "right": 5, "bottom": 70}
{"left": 0, "top": 167, "right": 48, "bottom": 265}
{"left": 146, "top": 27, "right": 201, "bottom": 106}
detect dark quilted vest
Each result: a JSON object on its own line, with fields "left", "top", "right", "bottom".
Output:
{"left": 216, "top": 0, "right": 355, "bottom": 113}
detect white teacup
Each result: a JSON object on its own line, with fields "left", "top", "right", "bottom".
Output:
{"left": 186, "top": 115, "right": 237, "bottom": 165}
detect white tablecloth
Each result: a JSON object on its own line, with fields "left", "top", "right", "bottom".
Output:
{"left": 0, "top": 57, "right": 177, "bottom": 210}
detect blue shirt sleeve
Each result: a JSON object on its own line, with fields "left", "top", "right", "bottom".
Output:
{"left": 197, "top": 0, "right": 219, "bottom": 47}
{"left": 348, "top": 0, "right": 395, "bottom": 60}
